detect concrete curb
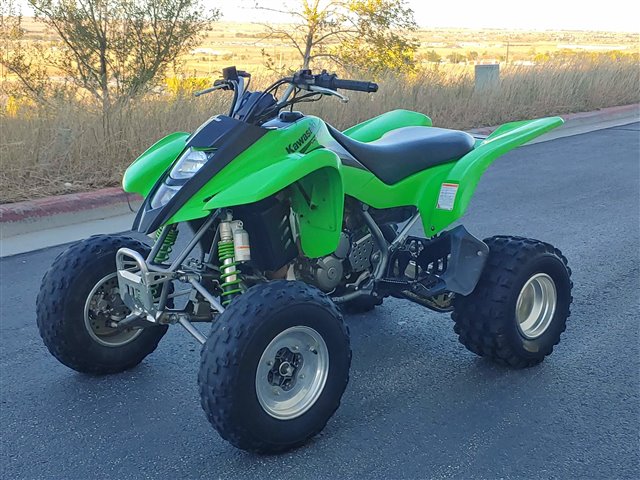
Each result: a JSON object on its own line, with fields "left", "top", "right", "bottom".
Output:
{"left": 0, "top": 187, "right": 142, "bottom": 238}
{"left": 0, "top": 103, "right": 638, "bottom": 257}
{"left": 468, "top": 103, "right": 639, "bottom": 137}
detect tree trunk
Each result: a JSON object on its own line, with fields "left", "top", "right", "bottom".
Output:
{"left": 302, "top": 28, "right": 314, "bottom": 69}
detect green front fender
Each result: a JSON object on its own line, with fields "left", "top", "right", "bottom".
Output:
{"left": 204, "top": 149, "right": 344, "bottom": 258}
{"left": 123, "top": 132, "right": 189, "bottom": 197}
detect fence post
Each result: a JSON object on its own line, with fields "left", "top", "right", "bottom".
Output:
{"left": 475, "top": 64, "right": 500, "bottom": 91}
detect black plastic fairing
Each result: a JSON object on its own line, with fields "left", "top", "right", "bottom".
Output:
{"left": 186, "top": 114, "right": 247, "bottom": 149}
{"left": 133, "top": 116, "right": 267, "bottom": 234}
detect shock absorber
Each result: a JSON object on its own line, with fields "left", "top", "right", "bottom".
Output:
{"left": 218, "top": 214, "right": 251, "bottom": 306}
{"left": 153, "top": 225, "right": 179, "bottom": 263}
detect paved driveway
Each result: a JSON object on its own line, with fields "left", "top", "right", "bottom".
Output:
{"left": 1, "top": 124, "right": 639, "bottom": 479}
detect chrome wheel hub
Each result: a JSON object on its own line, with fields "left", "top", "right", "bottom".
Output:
{"left": 516, "top": 273, "right": 557, "bottom": 339}
{"left": 84, "top": 273, "right": 142, "bottom": 347}
{"left": 256, "top": 326, "right": 329, "bottom": 420}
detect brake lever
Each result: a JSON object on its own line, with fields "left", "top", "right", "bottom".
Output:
{"left": 194, "top": 83, "right": 229, "bottom": 97}
{"left": 309, "top": 85, "right": 349, "bottom": 103}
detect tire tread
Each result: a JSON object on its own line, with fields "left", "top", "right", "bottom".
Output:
{"left": 452, "top": 236, "right": 573, "bottom": 369}
{"left": 36, "top": 235, "right": 166, "bottom": 375}
{"left": 198, "top": 280, "right": 351, "bottom": 453}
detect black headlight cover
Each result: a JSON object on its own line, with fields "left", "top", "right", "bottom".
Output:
{"left": 133, "top": 116, "right": 267, "bottom": 233}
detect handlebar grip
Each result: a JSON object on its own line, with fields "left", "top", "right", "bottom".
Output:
{"left": 333, "top": 79, "right": 378, "bottom": 93}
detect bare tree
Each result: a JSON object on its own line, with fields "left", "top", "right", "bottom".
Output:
{"left": 255, "top": 0, "right": 418, "bottom": 73}
{"left": 1, "top": 0, "right": 25, "bottom": 83}
{"left": 1, "top": 0, "right": 220, "bottom": 113}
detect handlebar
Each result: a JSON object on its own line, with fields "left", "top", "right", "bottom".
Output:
{"left": 194, "top": 66, "right": 378, "bottom": 122}
{"left": 290, "top": 69, "right": 378, "bottom": 94}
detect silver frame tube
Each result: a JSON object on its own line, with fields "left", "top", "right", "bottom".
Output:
{"left": 178, "top": 317, "right": 207, "bottom": 345}
{"left": 390, "top": 213, "right": 421, "bottom": 251}
{"left": 145, "top": 211, "right": 220, "bottom": 274}
{"left": 188, "top": 278, "right": 225, "bottom": 314}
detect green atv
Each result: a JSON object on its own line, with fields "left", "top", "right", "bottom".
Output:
{"left": 36, "top": 67, "right": 573, "bottom": 453}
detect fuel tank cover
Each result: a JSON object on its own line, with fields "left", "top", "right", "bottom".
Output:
{"left": 279, "top": 111, "right": 304, "bottom": 122}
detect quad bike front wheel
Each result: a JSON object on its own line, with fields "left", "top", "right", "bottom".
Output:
{"left": 452, "top": 236, "right": 573, "bottom": 368}
{"left": 36, "top": 235, "right": 168, "bottom": 374}
{"left": 198, "top": 280, "right": 351, "bottom": 453}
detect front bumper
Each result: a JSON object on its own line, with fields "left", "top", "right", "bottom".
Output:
{"left": 115, "top": 248, "right": 173, "bottom": 321}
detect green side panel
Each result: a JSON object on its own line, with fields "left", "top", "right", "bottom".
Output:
{"left": 290, "top": 167, "right": 344, "bottom": 258}
{"left": 342, "top": 162, "right": 453, "bottom": 235}
{"left": 122, "top": 132, "right": 189, "bottom": 197}
{"left": 203, "top": 148, "right": 343, "bottom": 258}
{"left": 343, "top": 109, "right": 432, "bottom": 142}
{"left": 344, "top": 116, "right": 564, "bottom": 236}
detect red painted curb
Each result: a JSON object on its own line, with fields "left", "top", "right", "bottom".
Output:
{"left": 561, "top": 103, "right": 639, "bottom": 121}
{"left": 469, "top": 103, "right": 639, "bottom": 136}
{"left": 0, "top": 187, "right": 142, "bottom": 223}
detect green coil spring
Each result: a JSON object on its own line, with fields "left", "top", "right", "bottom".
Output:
{"left": 153, "top": 226, "right": 178, "bottom": 264}
{"left": 218, "top": 240, "right": 243, "bottom": 305}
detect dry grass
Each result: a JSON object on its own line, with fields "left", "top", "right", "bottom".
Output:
{"left": 1, "top": 59, "right": 638, "bottom": 203}
{"left": 309, "top": 60, "right": 640, "bottom": 129}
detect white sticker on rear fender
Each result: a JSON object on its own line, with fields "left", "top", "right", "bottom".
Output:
{"left": 437, "top": 183, "right": 458, "bottom": 210}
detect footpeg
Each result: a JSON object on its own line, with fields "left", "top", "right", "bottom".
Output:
{"left": 390, "top": 226, "right": 488, "bottom": 297}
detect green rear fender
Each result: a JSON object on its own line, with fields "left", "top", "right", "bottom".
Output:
{"left": 344, "top": 116, "right": 564, "bottom": 235}
{"left": 427, "top": 116, "right": 564, "bottom": 232}
{"left": 344, "top": 109, "right": 432, "bottom": 141}
{"left": 122, "top": 132, "right": 189, "bottom": 197}
{"left": 204, "top": 149, "right": 344, "bottom": 258}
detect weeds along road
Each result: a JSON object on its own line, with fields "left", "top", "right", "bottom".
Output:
{"left": 1, "top": 124, "right": 639, "bottom": 480}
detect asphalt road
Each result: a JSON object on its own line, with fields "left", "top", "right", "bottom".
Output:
{"left": 1, "top": 124, "right": 639, "bottom": 480}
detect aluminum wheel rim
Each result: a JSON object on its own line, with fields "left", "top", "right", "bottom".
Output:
{"left": 83, "top": 273, "right": 142, "bottom": 347}
{"left": 255, "top": 326, "right": 329, "bottom": 420}
{"left": 516, "top": 273, "right": 557, "bottom": 339}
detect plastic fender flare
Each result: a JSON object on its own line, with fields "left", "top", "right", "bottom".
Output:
{"left": 343, "top": 109, "right": 432, "bottom": 141}
{"left": 427, "top": 116, "right": 564, "bottom": 233}
{"left": 123, "top": 132, "right": 189, "bottom": 197}
{"left": 204, "top": 148, "right": 344, "bottom": 258}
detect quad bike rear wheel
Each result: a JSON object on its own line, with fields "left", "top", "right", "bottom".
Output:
{"left": 198, "top": 280, "right": 351, "bottom": 453}
{"left": 36, "top": 235, "right": 168, "bottom": 374}
{"left": 452, "top": 236, "right": 572, "bottom": 368}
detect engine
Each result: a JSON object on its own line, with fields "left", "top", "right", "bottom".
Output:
{"left": 294, "top": 229, "right": 376, "bottom": 292}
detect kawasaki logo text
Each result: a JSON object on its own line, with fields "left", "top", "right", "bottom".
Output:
{"left": 286, "top": 128, "right": 314, "bottom": 154}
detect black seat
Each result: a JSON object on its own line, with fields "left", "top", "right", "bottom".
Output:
{"left": 327, "top": 125, "right": 475, "bottom": 184}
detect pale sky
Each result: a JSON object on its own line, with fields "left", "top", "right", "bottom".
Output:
{"left": 12, "top": 0, "right": 640, "bottom": 32}
{"left": 220, "top": 0, "right": 640, "bottom": 32}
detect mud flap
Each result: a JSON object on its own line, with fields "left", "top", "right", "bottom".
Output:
{"left": 440, "top": 226, "right": 489, "bottom": 295}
